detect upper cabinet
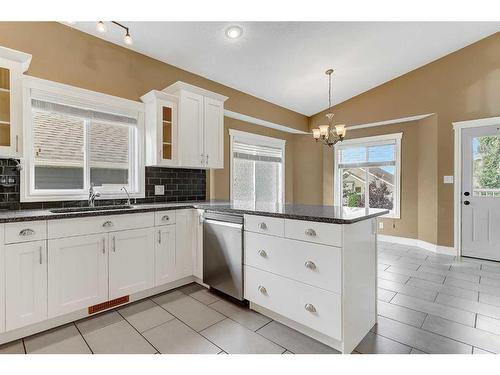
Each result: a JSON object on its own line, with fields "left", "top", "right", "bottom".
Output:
{"left": 140, "top": 90, "right": 179, "bottom": 167}
{"left": 142, "top": 82, "right": 227, "bottom": 169}
{"left": 0, "top": 46, "right": 31, "bottom": 157}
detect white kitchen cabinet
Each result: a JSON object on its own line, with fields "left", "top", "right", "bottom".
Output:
{"left": 48, "top": 234, "right": 109, "bottom": 318}
{"left": 155, "top": 224, "right": 176, "bottom": 286}
{"left": 5, "top": 240, "right": 47, "bottom": 331}
{"left": 175, "top": 209, "right": 196, "bottom": 279}
{"left": 109, "top": 228, "right": 155, "bottom": 299}
{"left": 0, "top": 46, "right": 31, "bottom": 157}
{"left": 0, "top": 236, "right": 4, "bottom": 334}
{"left": 163, "top": 81, "right": 228, "bottom": 169}
{"left": 193, "top": 209, "right": 204, "bottom": 280}
{"left": 140, "top": 90, "right": 178, "bottom": 167}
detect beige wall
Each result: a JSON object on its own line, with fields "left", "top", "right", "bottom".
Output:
{"left": 302, "top": 32, "right": 500, "bottom": 247}
{"left": 0, "top": 22, "right": 308, "bottom": 133}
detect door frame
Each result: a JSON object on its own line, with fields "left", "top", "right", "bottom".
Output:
{"left": 452, "top": 115, "right": 500, "bottom": 257}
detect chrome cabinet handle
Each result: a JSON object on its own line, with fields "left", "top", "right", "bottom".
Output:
{"left": 112, "top": 236, "right": 116, "bottom": 252}
{"left": 158, "top": 230, "right": 162, "bottom": 244}
{"left": 258, "top": 285, "right": 267, "bottom": 295}
{"left": 259, "top": 222, "right": 268, "bottom": 230}
{"left": 19, "top": 228, "right": 35, "bottom": 237}
{"left": 304, "top": 261, "right": 317, "bottom": 270}
{"left": 206, "top": 154, "right": 209, "bottom": 164}
{"left": 304, "top": 303, "right": 317, "bottom": 313}
{"left": 39, "top": 246, "right": 43, "bottom": 265}
{"left": 304, "top": 228, "right": 317, "bottom": 237}
{"left": 161, "top": 215, "right": 170, "bottom": 222}
{"left": 102, "top": 238, "right": 106, "bottom": 254}
{"left": 258, "top": 249, "right": 267, "bottom": 258}
{"left": 102, "top": 221, "right": 113, "bottom": 228}
{"left": 201, "top": 153, "right": 205, "bottom": 165}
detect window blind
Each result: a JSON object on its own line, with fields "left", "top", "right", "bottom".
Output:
{"left": 31, "top": 99, "right": 137, "bottom": 125}
{"left": 338, "top": 142, "right": 396, "bottom": 169}
{"left": 233, "top": 141, "right": 283, "bottom": 163}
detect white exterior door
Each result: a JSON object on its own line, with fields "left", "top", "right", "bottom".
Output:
{"left": 48, "top": 234, "right": 108, "bottom": 318}
{"left": 461, "top": 124, "right": 500, "bottom": 260}
{"left": 203, "top": 97, "right": 224, "bottom": 168}
{"left": 155, "top": 224, "right": 176, "bottom": 286}
{"left": 179, "top": 91, "right": 204, "bottom": 167}
{"left": 109, "top": 228, "right": 155, "bottom": 299}
{"left": 5, "top": 240, "right": 47, "bottom": 331}
{"left": 175, "top": 210, "right": 195, "bottom": 279}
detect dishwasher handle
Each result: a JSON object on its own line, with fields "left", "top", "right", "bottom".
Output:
{"left": 204, "top": 219, "right": 243, "bottom": 230}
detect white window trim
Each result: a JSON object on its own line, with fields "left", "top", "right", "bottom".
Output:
{"left": 229, "top": 129, "right": 286, "bottom": 205}
{"left": 21, "top": 76, "right": 146, "bottom": 202}
{"left": 334, "top": 132, "right": 402, "bottom": 218}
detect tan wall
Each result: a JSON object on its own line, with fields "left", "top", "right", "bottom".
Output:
{"left": 303, "top": 32, "right": 500, "bottom": 247}
{"left": 0, "top": 22, "right": 308, "bottom": 132}
{"left": 209, "top": 117, "right": 295, "bottom": 202}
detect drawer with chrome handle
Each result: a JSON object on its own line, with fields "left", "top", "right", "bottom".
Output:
{"left": 102, "top": 220, "right": 114, "bottom": 228}
{"left": 258, "top": 285, "right": 268, "bottom": 295}
{"left": 304, "top": 228, "right": 317, "bottom": 237}
{"left": 258, "top": 249, "right": 267, "bottom": 258}
{"left": 304, "top": 260, "right": 317, "bottom": 270}
{"left": 284, "top": 219, "right": 342, "bottom": 247}
{"left": 244, "top": 214, "right": 284, "bottom": 237}
{"left": 259, "top": 222, "right": 268, "bottom": 230}
{"left": 304, "top": 303, "right": 317, "bottom": 313}
{"left": 5, "top": 221, "right": 47, "bottom": 244}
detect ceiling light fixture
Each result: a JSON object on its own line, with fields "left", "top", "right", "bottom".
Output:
{"left": 311, "top": 69, "right": 346, "bottom": 147}
{"left": 95, "top": 21, "right": 133, "bottom": 45}
{"left": 225, "top": 25, "right": 243, "bottom": 39}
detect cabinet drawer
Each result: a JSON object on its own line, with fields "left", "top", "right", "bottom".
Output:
{"left": 48, "top": 213, "right": 155, "bottom": 239}
{"left": 244, "top": 215, "right": 284, "bottom": 237}
{"left": 155, "top": 210, "right": 176, "bottom": 225}
{"left": 285, "top": 219, "right": 342, "bottom": 247}
{"left": 244, "top": 266, "right": 341, "bottom": 340}
{"left": 5, "top": 221, "right": 47, "bottom": 244}
{"left": 245, "top": 232, "right": 341, "bottom": 293}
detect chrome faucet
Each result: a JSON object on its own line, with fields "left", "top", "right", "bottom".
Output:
{"left": 121, "top": 187, "right": 131, "bottom": 205}
{"left": 88, "top": 184, "right": 101, "bottom": 208}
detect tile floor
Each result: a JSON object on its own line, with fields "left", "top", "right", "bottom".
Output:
{"left": 2, "top": 240, "right": 500, "bottom": 354}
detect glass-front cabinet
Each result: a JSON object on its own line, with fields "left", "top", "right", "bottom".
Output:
{"left": 0, "top": 47, "right": 31, "bottom": 157}
{"left": 141, "top": 90, "right": 178, "bottom": 166}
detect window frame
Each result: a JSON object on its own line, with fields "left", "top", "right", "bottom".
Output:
{"left": 21, "top": 76, "right": 145, "bottom": 202}
{"left": 334, "top": 132, "right": 402, "bottom": 218}
{"left": 229, "top": 129, "right": 286, "bottom": 207}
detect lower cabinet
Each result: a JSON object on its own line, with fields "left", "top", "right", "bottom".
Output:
{"left": 0, "top": 242, "right": 4, "bottom": 333}
{"left": 109, "top": 228, "right": 155, "bottom": 299}
{"left": 175, "top": 210, "right": 195, "bottom": 279}
{"left": 5, "top": 240, "right": 47, "bottom": 331}
{"left": 155, "top": 224, "right": 176, "bottom": 286}
{"left": 48, "top": 234, "right": 109, "bottom": 318}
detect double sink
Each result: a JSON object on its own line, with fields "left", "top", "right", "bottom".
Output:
{"left": 50, "top": 205, "right": 134, "bottom": 214}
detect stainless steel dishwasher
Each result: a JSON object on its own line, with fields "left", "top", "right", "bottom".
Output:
{"left": 203, "top": 211, "right": 244, "bottom": 300}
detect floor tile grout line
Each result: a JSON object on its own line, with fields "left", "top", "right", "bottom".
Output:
{"left": 73, "top": 322, "right": 94, "bottom": 354}
{"left": 114, "top": 308, "right": 163, "bottom": 354}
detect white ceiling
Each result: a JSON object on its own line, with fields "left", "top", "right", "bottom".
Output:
{"left": 67, "top": 22, "right": 500, "bottom": 116}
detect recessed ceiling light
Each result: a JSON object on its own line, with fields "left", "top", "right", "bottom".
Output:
{"left": 225, "top": 25, "right": 243, "bottom": 39}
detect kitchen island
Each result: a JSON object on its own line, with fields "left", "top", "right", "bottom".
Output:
{"left": 0, "top": 202, "right": 386, "bottom": 353}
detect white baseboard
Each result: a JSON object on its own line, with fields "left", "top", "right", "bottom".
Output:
{"left": 378, "top": 234, "right": 456, "bottom": 256}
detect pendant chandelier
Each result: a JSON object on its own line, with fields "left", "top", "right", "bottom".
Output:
{"left": 312, "top": 69, "right": 346, "bottom": 147}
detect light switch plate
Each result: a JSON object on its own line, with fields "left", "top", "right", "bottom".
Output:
{"left": 443, "top": 176, "right": 454, "bottom": 184}
{"left": 379, "top": 222, "right": 384, "bottom": 229}
{"left": 154, "top": 185, "right": 165, "bottom": 195}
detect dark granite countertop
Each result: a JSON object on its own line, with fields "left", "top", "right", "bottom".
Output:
{"left": 0, "top": 201, "right": 388, "bottom": 224}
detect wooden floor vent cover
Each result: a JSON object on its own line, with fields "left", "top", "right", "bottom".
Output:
{"left": 88, "top": 296, "right": 129, "bottom": 314}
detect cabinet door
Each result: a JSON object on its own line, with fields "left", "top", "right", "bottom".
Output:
{"left": 0, "top": 64, "right": 21, "bottom": 157}
{"left": 158, "top": 100, "right": 177, "bottom": 166}
{"left": 0, "top": 240, "right": 4, "bottom": 333}
{"left": 48, "top": 234, "right": 108, "bottom": 318}
{"left": 203, "top": 97, "right": 224, "bottom": 168}
{"left": 179, "top": 91, "right": 204, "bottom": 167}
{"left": 155, "top": 224, "right": 176, "bottom": 286}
{"left": 193, "top": 210, "right": 203, "bottom": 280}
{"left": 109, "top": 228, "right": 155, "bottom": 299}
{"left": 5, "top": 240, "right": 47, "bottom": 331}
{"left": 175, "top": 210, "right": 195, "bottom": 279}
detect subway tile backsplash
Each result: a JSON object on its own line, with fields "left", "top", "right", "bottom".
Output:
{"left": 0, "top": 159, "right": 206, "bottom": 210}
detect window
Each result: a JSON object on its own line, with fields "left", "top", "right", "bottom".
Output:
{"left": 334, "top": 133, "right": 401, "bottom": 218}
{"left": 22, "top": 77, "right": 145, "bottom": 202}
{"left": 230, "top": 129, "right": 285, "bottom": 210}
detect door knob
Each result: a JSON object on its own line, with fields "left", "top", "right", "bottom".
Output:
{"left": 464, "top": 200, "right": 470, "bottom": 205}
{"left": 464, "top": 191, "right": 470, "bottom": 196}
